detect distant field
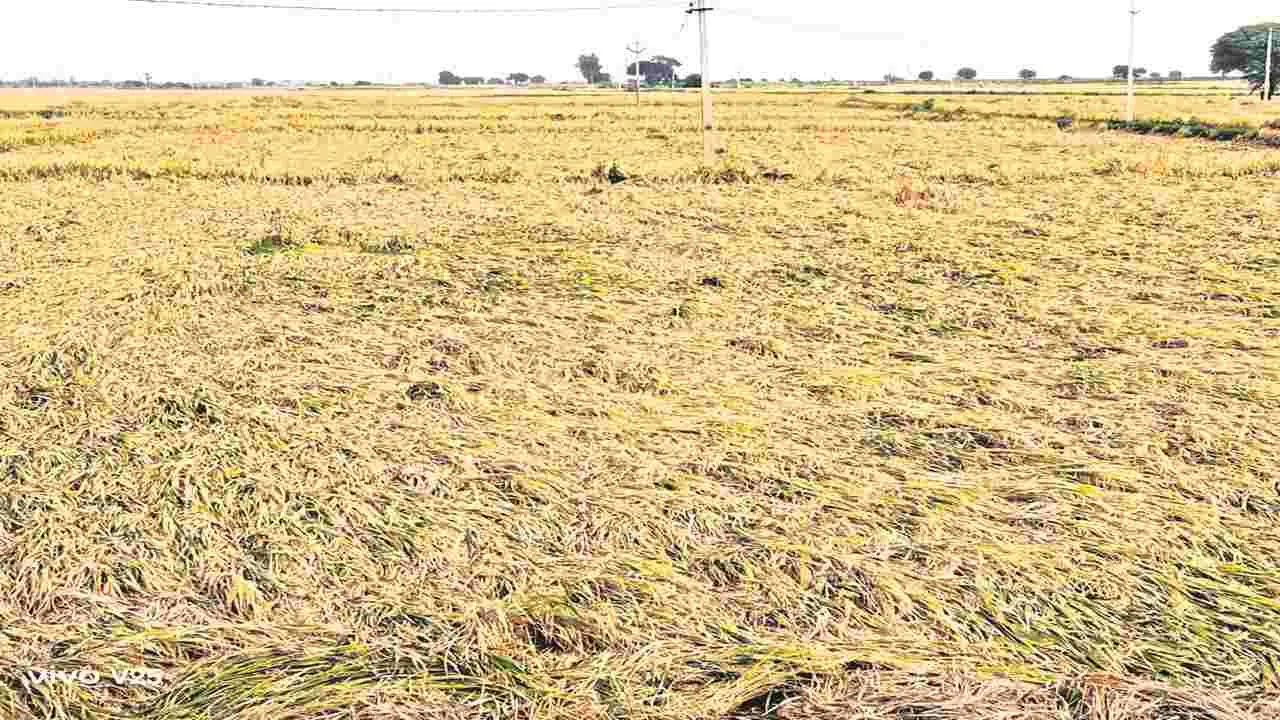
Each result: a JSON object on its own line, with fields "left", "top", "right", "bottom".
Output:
{"left": 853, "top": 86, "right": 1280, "bottom": 131}
{"left": 874, "top": 79, "right": 1248, "bottom": 93}
{"left": 1, "top": 88, "right": 1278, "bottom": 720}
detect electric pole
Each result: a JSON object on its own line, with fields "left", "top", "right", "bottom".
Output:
{"left": 1266, "top": 28, "right": 1274, "bottom": 101}
{"left": 627, "top": 41, "right": 646, "bottom": 106}
{"left": 688, "top": 0, "right": 716, "bottom": 162}
{"left": 1126, "top": 0, "right": 1138, "bottom": 122}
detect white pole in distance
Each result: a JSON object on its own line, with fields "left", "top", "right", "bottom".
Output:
{"left": 627, "top": 42, "right": 646, "bottom": 106}
{"left": 1265, "top": 28, "right": 1274, "bottom": 101}
{"left": 1126, "top": 0, "right": 1138, "bottom": 122}
{"left": 691, "top": 0, "right": 716, "bottom": 162}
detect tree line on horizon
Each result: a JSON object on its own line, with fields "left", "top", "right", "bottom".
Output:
{"left": 893, "top": 67, "right": 1186, "bottom": 82}
{"left": 573, "top": 53, "right": 702, "bottom": 88}
{"left": 6, "top": 24, "right": 1277, "bottom": 93}
{"left": 895, "top": 21, "right": 1278, "bottom": 97}
{"left": 437, "top": 71, "right": 547, "bottom": 86}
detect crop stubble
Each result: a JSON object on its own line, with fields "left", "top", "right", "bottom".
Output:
{"left": 1, "top": 87, "right": 1278, "bottom": 719}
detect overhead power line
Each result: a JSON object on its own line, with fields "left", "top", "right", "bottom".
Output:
{"left": 718, "top": 8, "right": 905, "bottom": 43}
{"left": 125, "top": 0, "right": 684, "bottom": 13}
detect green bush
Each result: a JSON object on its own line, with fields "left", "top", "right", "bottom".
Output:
{"left": 1213, "top": 127, "right": 1254, "bottom": 141}
{"left": 1107, "top": 117, "right": 1256, "bottom": 142}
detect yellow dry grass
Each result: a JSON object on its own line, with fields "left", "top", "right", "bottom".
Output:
{"left": 1, "top": 87, "right": 1279, "bottom": 720}
{"left": 856, "top": 79, "right": 1280, "bottom": 130}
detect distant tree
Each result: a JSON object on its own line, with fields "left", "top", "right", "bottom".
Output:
{"left": 251, "top": 77, "right": 266, "bottom": 87}
{"left": 462, "top": 76, "right": 485, "bottom": 85}
{"left": 651, "top": 54, "right": 682, "bottom": 84}
{"left": 144, "top": 72, "right": 153, "bottom": 88}
{"left": 507, "top": 72, "right": 530, "bottom": 85}
{"left": 530, "top": 75, "right": 547, "bottom": 84}
{"left": 596, "top": 72, "right": 613, "bottom": 85}
{"left": 1211, "top": 23, "right": 1280, "bottom": 98}
{"left": 956, "top": 67, "right": 978, "bottom": 80}
{"left": 626, "top": 56, "right": 681, "bottom": 85}
{"left": 1058, "top": 74, "right": 1073, "bottom": 81}
{"left": 438, "top": 70, "right": 462, "bottom": 86}
{"left": 1148, "top": 71, "right": 1162, "bottom": 80}
{"left": 1169, "top": 70, "right": 1184, "bottom": 81}
{"left": 918, "top": 70, "right": 934, "bottom": 81}
{"left": 1019, "top": 68, "right": 1037, "bottom": 80}
{"left": 577, "top": 53, "right": 604, "bottom": 84}
{"left": 883, "top": 73, "right": 902, "bottom": 83}
{"left": 1112, "top": 64, "right": 1130, "bottom": 79}
{"left": 354, "top": 80, "right": 373, "bottom": 86}
{"left": 1134, "top": 67, "right": 1147, "bottom": 78}
{"left": 682, "top": 73, "right": 703, "bottom": 88}
{"left": 487, "top": 77, "right": 506, "bottom": 85}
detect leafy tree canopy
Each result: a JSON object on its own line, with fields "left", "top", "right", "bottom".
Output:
{"left": 577, "top": 54, "right": 605, "bottom": 84}
{"left": 1211, "top": 23, "right": 1280, "bottom": 94}
{"left": 626, "top": 56, "right": 682, "bottom": 85}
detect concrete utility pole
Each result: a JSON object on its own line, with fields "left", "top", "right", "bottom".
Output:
{"left": 1126, "top": 0, "right": 1138, "bottom": 122}
{"left": 627, "top": 41, "right": 646, "bottom": 106}
{"left": 1266, "top": 28, "right": 1275, "bottom": 101}
{"left": 689, "top": 0, "right": 716, "bottom": 162}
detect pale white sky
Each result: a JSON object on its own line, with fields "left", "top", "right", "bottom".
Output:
{"left": 3, "top": 1, "right": 1276, "bottom": 84}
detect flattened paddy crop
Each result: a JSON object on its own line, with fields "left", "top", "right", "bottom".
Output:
{"left": 1, "top": 87, "right": 1278, "bottom": 720}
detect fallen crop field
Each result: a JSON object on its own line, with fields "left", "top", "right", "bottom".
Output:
{"left": 1, "top": 87, "right": 1279, "bottom": 720}
{"left": 861, "top": 79, "right": 1280, "bottom": 127}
